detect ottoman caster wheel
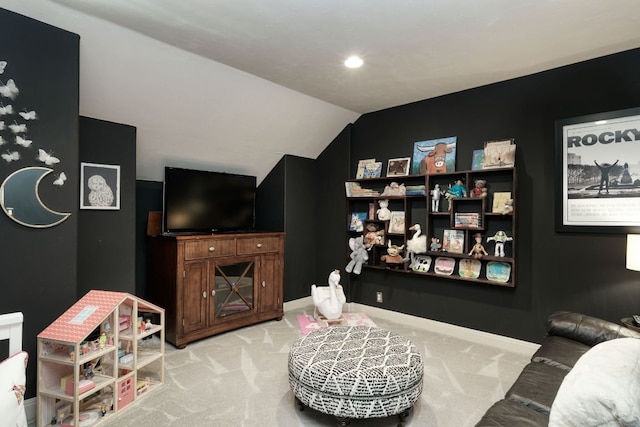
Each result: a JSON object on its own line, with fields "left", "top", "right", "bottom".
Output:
{"left": 336, "top": 417, "right": 351, "bottom": 426}
{"left": 397, "top": 408, "right": 411, "bottom": 426}
{"left": 295, "top": 397, "right": 304, "bottom": 411}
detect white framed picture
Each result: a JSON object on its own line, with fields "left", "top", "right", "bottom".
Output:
{"left": 80, "top": 162, "right": 121, "bottom": 210}
{"left": 386, "top": 157, "right": 411, "bottom": 176}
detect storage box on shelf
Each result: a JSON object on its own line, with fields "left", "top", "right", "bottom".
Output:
{"left": 345, "top": 167, "right": 516, "bottom": 286}
{"left": 37, "top": 290, "right": 165, "bottom": 427}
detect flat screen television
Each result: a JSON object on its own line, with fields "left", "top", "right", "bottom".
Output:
{"left": 163, "top": 167, "right": 256, "bottom": 234}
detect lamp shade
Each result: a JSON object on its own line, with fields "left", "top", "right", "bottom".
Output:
{"left": 626, "top": 234, "right": 640, "bottom": 271}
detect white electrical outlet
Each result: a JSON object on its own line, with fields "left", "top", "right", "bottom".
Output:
{"left": 376, "top": 292, "right": 383, "bottom": 303}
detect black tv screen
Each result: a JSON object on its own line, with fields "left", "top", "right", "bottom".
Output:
{"left": 163, "top": 167, "right": 256, "bottom": 234}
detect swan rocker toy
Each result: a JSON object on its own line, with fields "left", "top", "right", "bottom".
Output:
{"left": 311, "top": 269, "right": 347, "bottom": 322}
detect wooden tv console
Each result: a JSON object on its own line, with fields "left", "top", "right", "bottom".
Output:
{"left": 147, "top": 232, "right": 284, "bottom": 348}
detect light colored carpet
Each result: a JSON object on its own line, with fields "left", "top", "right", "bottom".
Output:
{"left": 96, "top": 305, "right": 534, "bottom": 427}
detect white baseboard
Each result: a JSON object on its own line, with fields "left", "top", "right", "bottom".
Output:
{"left": 25, "top": 397, "right": 36, "bottom": 427}
{"left": 285, "top": 297, "right": 539, "bottom": 356}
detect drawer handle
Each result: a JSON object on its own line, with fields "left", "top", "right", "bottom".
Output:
{"left": 203, "top": 292, "right": 207, "bottom": 298}
{"left": 262, "top": 281, "right": 266, "bottom": 288}
{"left": 211, "top": 290, "right": 216, "bottom": 297}
{"left": 256, "top": 243, "right": 262, "bottom": 248}
{"left": 209, "top": 246, "right": 215, "bottom": 252}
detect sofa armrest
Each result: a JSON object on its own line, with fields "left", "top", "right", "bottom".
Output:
{"left": 546, "top": 311, "right": 640, "bottom": 347}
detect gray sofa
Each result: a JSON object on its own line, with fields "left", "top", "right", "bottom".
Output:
{"left": 475, "top": 311, "right": 640, "bottom": 426}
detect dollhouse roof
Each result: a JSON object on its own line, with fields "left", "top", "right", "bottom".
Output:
{"left": 38, "top": 290, "right": 163, "bottom": 343}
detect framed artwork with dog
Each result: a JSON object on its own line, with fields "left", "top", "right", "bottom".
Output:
{"left": 555, "top": 106, "right": 640, "bottom": 232}
{"left": 412, "top": 136, "right": 457, "bottom": 175}
{"left": 387, "top": 157, "right": 410, "bottom": 176}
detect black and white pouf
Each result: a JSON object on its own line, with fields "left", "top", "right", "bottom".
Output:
{"left": 288, "top": 326, "right": 424, "bottom": 426}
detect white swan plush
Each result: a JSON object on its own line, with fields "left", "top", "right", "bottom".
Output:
{"left": 311, "top": 270, "right": 346, "bottom": 320}
{"left": 404, "top": 224, "right": 428, "bottom": 265}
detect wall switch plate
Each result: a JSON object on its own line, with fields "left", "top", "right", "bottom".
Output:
{"left": 376, "top": 292, "right": 383, "bottom": 303}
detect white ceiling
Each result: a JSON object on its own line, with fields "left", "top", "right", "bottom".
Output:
{"left": 49, "top": 0, "right": 640, "bottom": 113}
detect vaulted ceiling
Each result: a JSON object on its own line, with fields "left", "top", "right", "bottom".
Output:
{"left": 50, "top": 0, "right": 640, "bottom": 113}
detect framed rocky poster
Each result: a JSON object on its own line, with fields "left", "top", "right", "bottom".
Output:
{"left": 555, "top": 107, "right": 640, "bottom": 232}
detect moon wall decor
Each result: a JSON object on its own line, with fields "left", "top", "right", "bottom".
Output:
{"left": 0, "top": 166, "right": 71, "bottom": 228}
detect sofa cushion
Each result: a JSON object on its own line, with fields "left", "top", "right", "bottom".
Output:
{"left": 546, "top": 311, "right": 640, "bottom": 347}
{"left": 505, "top": 362, "right": 567, "bottom": 414}
{"left": 475, "top": 399, "right": 549, "bottom": 427}
{"left": 549, "top": 338, "right": 640, "bottom": 427}
{"left": 531, "top": 335, "right": 590, "bottom": 370}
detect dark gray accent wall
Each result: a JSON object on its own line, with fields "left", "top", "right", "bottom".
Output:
{"left": 327, "top": 48, "right": 640, "bottom": 343}
{"left": 78, "top": 117, "right": 137, "bottom": 296}
{"left": 0, "top": 8, "right": 79, "bottom": 398}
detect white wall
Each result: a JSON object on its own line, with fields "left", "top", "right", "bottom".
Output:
{"left": 3, "top": 1, "right": 360, "bottom": 182}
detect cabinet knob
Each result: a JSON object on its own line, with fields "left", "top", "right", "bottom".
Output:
{"left": 256, "top": 243, "right": 262, "bottom": 248}
{"left": 208, "top": 246, "right": 215, "bottom": 252}
{"left": 262, "top": 281, "right": 266, "bottom": 288}
{"left": 211, "top": 290, "right": 216, "bottom": 297}
{"left": 203, "top": 292, "right": 207, "bottom": 298}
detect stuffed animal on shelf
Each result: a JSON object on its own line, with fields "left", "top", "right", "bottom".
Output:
{"left": 381, "top": 241, "right": 405, "bottom": 269}
{"left": 311, "top": 270, "right": 346, "bottom": 320}
{"left": 380, "top": 182, "right": 406, "bottom": 197}
{"left": 363, "top": 223, "right": 384, "bottom": 248}
{"left": 376, "top": 199, "right": 392, "bottom": 221}
{"left": 345, "top": 236, "right": 369, "bottom": 275}
{"left": 501, "top": 199, "right": 514, "bottom": 215}
{"left": 471, "top": 179, "right": 488, "bottom": 198}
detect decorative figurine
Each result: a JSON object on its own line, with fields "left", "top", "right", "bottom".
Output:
{"left": 487, "top": 230, "right": 513, "bottom": 257}
{"left": 468, "top": 233, "right": 488, "bottom": 259}
{"left": 311, "top": 270, "right": 346, "bottom": 320}
{"left": 99, "top": 332, "right": 107, "bottom": 349}
{"left": 84, "top": 362, "right": 95, "bottom": 380}
{"left": 376, "top": 199, "right": 392, "bottom": 220}
{"left": 101, "top": 400, "right": 107, "bottom": 416}
{"left": 470, "top": 179, "right": 488, "bottom": 198}
{"left": 430, "top": 184, "right": 442, "bottom": 212}
{"left": 430, "top": 237, "right": 442, "bottom": 252}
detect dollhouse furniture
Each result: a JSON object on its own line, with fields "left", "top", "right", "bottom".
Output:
{"left": 0, "top": 311, "right": 28, "bottom": 427}
{"left": 288, "top": 326, "right": 423, "bottom": 426}
{"left": 36, "top": 290, "right": 165, "bottom": 427}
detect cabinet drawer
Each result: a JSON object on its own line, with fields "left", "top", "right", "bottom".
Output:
{"left": 236, "top": 236, "right": 280, "bottom": 254}
{"left": 184, "top": 239, "right": 236, "bottom": 260}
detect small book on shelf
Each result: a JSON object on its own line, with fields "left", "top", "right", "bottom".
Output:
{"left": 492, "top": 192, "right": 512, "bottom": 213}
{"left": 356, "top": 158, "right": 376, "bottom": 179}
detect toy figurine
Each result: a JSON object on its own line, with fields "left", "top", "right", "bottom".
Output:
{"left": 381, "top": 241, "right": 405, "bottom": 269}
{"left": 468, "top": 233, "right": 488, "bottom": 259}
{"left": 84, "top": 363, "right": 95, "bottom": 380}
{"left": 487, "top": 230, "right": 513, "bottom": 257}
{"left": 470, "top": 179, "right": 487, "bottom": 198}
{"left": 99, "top": 332, "right": 107, "bottom": 349}
{"left": 430, "top": 184, "right": 442, "bottom": 212}
{"left": 430, "top": 237, "right": 442, "bottom": 252}
{"left": 101, "top": 401, "right": 107, "bottom": 416}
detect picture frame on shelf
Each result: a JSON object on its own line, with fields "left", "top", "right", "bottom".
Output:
{"left": 386, "top": 157, "right": 411, "bottom": 176}
{"left": 555, "top": 106, "right": 640, "bottom": 233}
{"left": 349, "top": 212, "right": 367, "bottom": 232}
{"left": 492, "top": 192, "right": 512, "bottom": 213}
{"left": 412, "top": 136, "right": 457, "bottom": 175}
{"left": 388, "top": 211, "right": 405, "bottom": 234}
{"left": 80, "top": 162, "right": 120, "bottom": 210}
{"left": 362, "top": 162, "right": 383, "bottom": 179}
{"left": 483, "top": 139, "right": 515, "bottom": 169}
{"left": 356, "top": 158, "right": 376, "bottom": 179}
{"left": 442, "top": 229, "right": 464, "bottom": 254}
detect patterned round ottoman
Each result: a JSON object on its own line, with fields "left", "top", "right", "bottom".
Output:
{"left": 288, "top": 326, "right": 423, "bottom": 426}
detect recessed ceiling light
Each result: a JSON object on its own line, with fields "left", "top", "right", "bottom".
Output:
{"left": 344, "top": 56, "right": 363, "bottom": 69}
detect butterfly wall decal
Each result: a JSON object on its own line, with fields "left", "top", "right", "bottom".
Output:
{"left": 1, "top": 151, "right": 20, "bottom": 162}
{"left": 0, "top": 104, "right": 13, "bottom": 115}
{"left": 0, "top": 136, "right": 5, "bottom": 146}
{"left": 9, "top": 122, "right": 27, "bottom": 134}
{"left": 15, "top": 135, "right": 32, "bottom": 148}
{"left": 19, "top": 110, "right": 37, "bottom": 120}
{"left": 0, "top": 121, "right": 4, "bottom": 130}
{"left": 0, "top": 61, "right": 6, "bottom": 74}
{"left": 0, "top": 79, "right": 19, "bottom": 99}
{"left": 37, "top": 148, "right": 60, "bottom": 166}
{"left": 53, "top": 172, "right": 67, "bottom": 186}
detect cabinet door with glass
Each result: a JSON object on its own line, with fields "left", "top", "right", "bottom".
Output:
{"left": 211, "top": 257, "right": 257, "bottom": 322}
